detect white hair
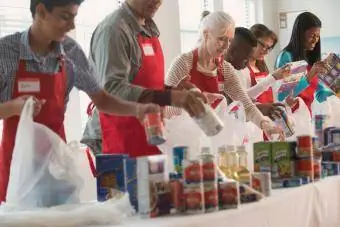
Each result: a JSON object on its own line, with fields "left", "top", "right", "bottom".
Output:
{"left": 197, "top": 11, "right": 235, "bottom": 45}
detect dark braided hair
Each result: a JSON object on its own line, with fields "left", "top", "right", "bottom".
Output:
{"left": 250, "top": 24, "right": 278, "bottom": 73}
{"left": 201, "top": 10, "right": 211, "bottom": 21}
{"left": 283, "top": 12, "right": 322, "bottom": 66}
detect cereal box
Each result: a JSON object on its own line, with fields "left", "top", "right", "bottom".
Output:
{"left": 137, "top": 156, "right": 171, "bottom": 218}
{"left": 253, "top": 142, "right": 272, "bottom": 172}
{"left": 271, "top": 142, "right": 294, "bottom": 178}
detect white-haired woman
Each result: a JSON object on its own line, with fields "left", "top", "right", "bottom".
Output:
{"left": 166, "top": 11, "right": 282, "bottom": 138}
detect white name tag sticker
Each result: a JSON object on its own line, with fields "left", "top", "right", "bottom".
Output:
{"left": 218, "top": 82, "right": 224, "bottom": 92}
{"left": 142, "top": 43, "right": 155, "bottom": 56}
{"left": 18, "top": 79, "right": 40, "bottom": 93}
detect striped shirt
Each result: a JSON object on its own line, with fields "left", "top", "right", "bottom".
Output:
{"left": 0, "top": 29, "right": 102, "bottom": 106}
{"left": 165, "top": 51, "right": 266, "bottom": 128}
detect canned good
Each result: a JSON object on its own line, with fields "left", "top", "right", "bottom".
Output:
{"left": 251, "top": 172, "right": 271, "bottom": 197}
{"left": 173, "top": 146, "right": 189, "bottom": 176}
{"left": 144, "top": 112, "right": 165, "bottom": 145}
{"left": 193, "top": 103, "right": 224, "bottom": 137}
{"left": 271, "top": 180, "right": 284, "bottom": 189}
{"left": 183, "top": 159, "right": 202, "bottom": 184}
{"left": 297, "top": 135, "right": 313, "bottom": 158}
{"left": 313, "top": 157, "right": 322, "bottom": 181}
{"left": 218, "top": 181, "right": 239, "bottom": 209}
{"left": 169, "top": 173, "right": 184, "bottom": 213}
{"left": 282, "top": 178, "right": 302, "bottom": 187}
{"left": 201, "top": 152, "right": 216, "bottom": 182}
{"left": 323, "top": 127, "right": 336, "bottom": 146}
{"left": 314, "top": 114, "right": 329, "bottom": 131}
{"left": 322, "top": 151, "right": 333, "bottom": 162}
{"left": 275, "top": 107, "right": 294, "bottom": 138}
{"left": 331, "top": 128, "right": 340, "bottom": 144}
{"left": 240, "top": 193, "right": 258, "bottom": 203}
{"left": 184, "top": 184, "right": 204, "bottom": 214}
{"left": 296, "top": 158, "right": 314, "bottom": 180}
{"left": 203, "top": 183, "right": 218, "bottom": 212}
{"left": 322, "top": 161, "right": 340, "bottom": 176}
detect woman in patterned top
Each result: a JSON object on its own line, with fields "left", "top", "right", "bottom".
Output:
{"left": 165, "top": 11, "right": 283, "bottom": 138}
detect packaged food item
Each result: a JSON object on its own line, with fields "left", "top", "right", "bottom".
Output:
{"left": 193, "top": 102, "right": 224, "bottom": 137}
{"left": 296, "top": 158, "right": 314, "bottom": 180}
{"left": 144, "top": 112, "right": 166, "bottom": 145}
{"left": 322, "top": 161, "right": 340, "bottom": 176}
{"left": 282, "top": 178, "right": 303, "bottom": 187}
{"left": 169, "top": 173, "right": 184, "bottom": 213}
{"left": 201, "top": 147, "right": 216, "bottom": 182}
{"left": 330, "top": 128, "right": 340, "bottom": 144}
{"left": 137, "top": 156, "right": 171, "bottom": 218}
{"left": 96, "top": 154, "right": 127, "bottom": 202}
{"left": 297, "top": 135, "right": 313, "bottom": 158}
{"left": 274, "top": 106, "right": 295, "bottom": 138}
{"left": 203, "top": 183, "right": 218, "bottom": 212}
{"left": 323, "top": 127, "right": 336, "bottom": 146}
{"left": 184, "top": 183, "right": 204, "bottom": 214}
{"left": 313, "top": 157, "right": 322, "bottom": 181}
{"left": 183, "top": 159, "right": 202, "bottom": 184}
{"left": 173, "top": 146, "right": 189, "bottom": 176}
{"left": 271, "top": 142, "right": 295, "bottom": 178}
{"left": 322, "top": 151, "right": 333, "bottom": 162}
{"left": 314, "top": 114, "right": 330, "bottom": 132}
{"left": 318, "top": 53, "right": 340, "bottom": 89}
{"left": 271, "top": 179, "right": 284, "bottom": 189}
{"left": 253, "top": 142, "right": 272, "bottom": 172}
{"left": 218, "top": 181, "right": 239, "bottom": 209}
{"left": 240, "top": 193, "right": 258, "bottom": 203}
{"left": 251, "top": 172, "right": 271, "bottom": 197}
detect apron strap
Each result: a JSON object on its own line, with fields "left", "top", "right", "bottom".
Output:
{"left": 85, "top": 147, "right": 97, "bottom": 177}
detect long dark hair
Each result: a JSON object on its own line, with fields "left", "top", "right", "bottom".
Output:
{"left": 250, "top": 24, "right": 278, "bottom": 73}
{"left": 283, "top": 12, "right": 322, "bottom": 66}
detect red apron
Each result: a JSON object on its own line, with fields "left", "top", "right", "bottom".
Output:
{"left": 99, "top": 34, "right": 164, "bottom": 158}
{"left": 292, "top": 66, "right": 318, "bottom": 114}
{"left": 0, "top": 57, "right": 67, "bottom": 202}
{"left": 248, "top": 66, "right": 273, "bottom": 141}
{"left": 189, "top": 49, "right": 224, "bottom": 107}
{"left": 248, "top": 66, "right": 274, "bottom": 104}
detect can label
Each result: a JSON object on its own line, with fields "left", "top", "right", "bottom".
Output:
{"left": 218, "top": 181, "right": 238, "bottom": 209}
{"left": 296, "top": 158, "right": 314, "bottom": 179}
{"left": 201, "top": 154, "right": 216, "bottom": 182}
{"left": 184, "top": 184, "right": 204, "bottom": 214}
{"left": 183, "top": 160, "right": 202, "bottom": 184}
{"left": 204, "top": 183, "right": 218, "bottom": 212}
{"left": 144, "top": 113, "right": 165, "bottom": 145}
{"left": 251, "top": 172, "right": 271, "bottom": 197}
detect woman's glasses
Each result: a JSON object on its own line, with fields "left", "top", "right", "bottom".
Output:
{"left": 257, "top": 39, "right": 273, "bottom": 52}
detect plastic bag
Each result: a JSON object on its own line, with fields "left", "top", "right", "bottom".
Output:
{"left": 4, "top": 97, "right": 83, "bottom": 209}
{"left": 286, "top": 97, "right": 313, "bottom": 140}
{"left": 324, "top": 95, "right": 340, "bottom": 127}
{"left": 0, "top": 193, "right": 134, "bottom": 227}
{"left": 159, "top": 93, "right": 247, "bottom": 171}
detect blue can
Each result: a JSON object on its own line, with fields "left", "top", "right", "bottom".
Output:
{"left": 173, "top": 146, "right": 188, "bottom": 176}
{"left": 282, "top": 178, "right": 302, "bottom": 188}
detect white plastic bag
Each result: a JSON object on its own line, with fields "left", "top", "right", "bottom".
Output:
{"left": 5, "top": 97, "right": 83, "bottom": 209}
{"left": 324, "top": 95, "right": 340, "bottom": 127}
{"left": 287, "top": 97, "right": 313, "bottom": 140}
{"left": 159, "top": 93, "right": 247, "bottom": 171}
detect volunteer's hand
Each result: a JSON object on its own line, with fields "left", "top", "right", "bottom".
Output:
{"left": 170, "top": 90, "right": 207, "bottom": 117}
{"left": 285, "top": 96, "right": 299, "bottom": 109}
{"left": 134, "top": 103, "right": 160, "bottom": 121}
{"left": 306, "top": 61, "right": 328, "bottom": 82}
{"left": 272, "top": 64, "right": 291, "bottom": 80}
{"left": 256, "top": 103, "right": 285, "bottom": 120}
{"left": 10, "top": 96, "right": 45, "bottom": 116}
{"left": 261, "top": 119, "right": 285, "bottom": 141}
